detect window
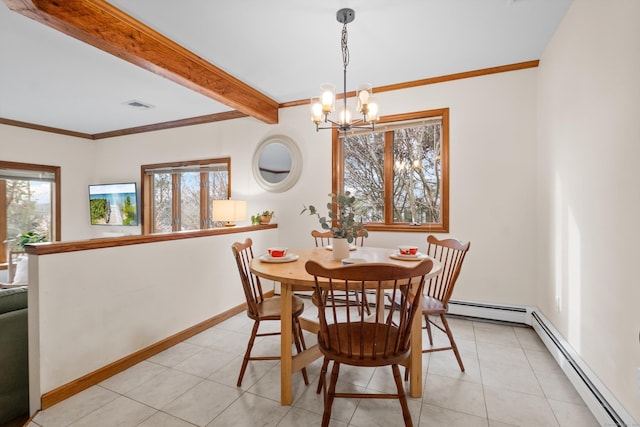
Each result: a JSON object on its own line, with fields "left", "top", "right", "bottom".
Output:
{"left": 0, "top": 161, "right": 61, "bottom": 265}
{"left": 141, "top": 158, "right": 231, "bottom": 234}
{"left": 332, "top": 108, "right": 449, "bottom": 232}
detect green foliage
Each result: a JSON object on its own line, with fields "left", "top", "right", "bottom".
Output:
{"left": 17, "top": 231, "right": 47, "bottom": 248}
{"left": 251, "top": 210, "right": 274, "bottom": 225}
{"left": 301, "top": 192, "right": 368, "bottom": 243}
{"left": 90, "top": 198, "right": 110, "bottom": 224}
{"left": 122, "top": 195, "right": 137, "bottom": 225}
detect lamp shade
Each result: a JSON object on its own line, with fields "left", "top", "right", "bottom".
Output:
{"left": 212, "top": 199, "right": 247, "bottom": 226}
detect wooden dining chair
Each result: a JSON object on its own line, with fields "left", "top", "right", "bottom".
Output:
{"left": 419, "top": 235, "right": 471, "bottom": 371}
{"left": 231, "top": 238, "right": 309, "bottom": 387}
{"left": 306, "top": 258, "right": 433, "bottom": 427}
{"left": 310, "top": 230, "right": 370, "bottom": 315}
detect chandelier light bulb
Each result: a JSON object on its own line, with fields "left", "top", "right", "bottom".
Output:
{"left": 310, "top": 97, "right": 324, "bottom": 123}
{"left": 320, "top": 84, "right": 335, "bottom": 113}
{"left": 339, "top": 108, "right": 351, "bottom": 126}
{"left": 367, "top": 98, "right": 379, "bottom": 122}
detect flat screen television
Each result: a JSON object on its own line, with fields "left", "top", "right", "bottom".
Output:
{"left": 88, "top": 182, "right": 138, "bottom": 226}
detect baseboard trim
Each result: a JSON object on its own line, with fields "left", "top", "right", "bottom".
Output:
{"left": 530, "top": 310, "right": 635, "bottom": 427}
{"left": 447, "top": 299, "right": 528, "bottom": 323}
{"left": 445, "top": 300, "right": 635, "bottom": 426}
{"left": 40, "top": 303, "right": 248, "bottom": 410}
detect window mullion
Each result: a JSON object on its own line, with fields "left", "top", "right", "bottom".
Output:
{"left": 384, "top": 131, "right": 394, "bottom": 224}
{"left": 172, "top": 174, "right": 181, "bottom": 232}
{"left": 200, "top": 172, "right": 209, "bottom": 229}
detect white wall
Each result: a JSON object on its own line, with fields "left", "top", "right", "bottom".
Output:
{"left": 3, "top": 64, "right": 547, "bottom": 409}
{"left": 92, "top": 68, "right": 540, "bottom": 306}
{"left": 28, "top": 228, "right": 277, "bottom": 406}
{"left": 0, "top": 125, "right": 96, "bottom": 241}
{"left": 537, "top": 0, "right": 640, "bottom": 421}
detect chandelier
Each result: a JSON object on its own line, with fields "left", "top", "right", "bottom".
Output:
{"left": 311, "top": 8, "right": 380, "bottom": 133}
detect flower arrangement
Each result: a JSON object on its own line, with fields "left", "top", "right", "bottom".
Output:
{"left": 301, "top": 191, "right": 368, "bottom": 243}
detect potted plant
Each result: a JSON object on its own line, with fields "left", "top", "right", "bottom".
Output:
{"left": 16, "top": 231, "right": 47, "bottom": 248}
{"left": 251, "top": 210, "right": 275, "bottom": 225}
{"left": 301, "top": 192, "right": 368, "bottom": 260}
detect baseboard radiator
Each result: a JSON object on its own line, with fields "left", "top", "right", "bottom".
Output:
{"left": 447, "top": 300, "right": 636, "bottom": 426}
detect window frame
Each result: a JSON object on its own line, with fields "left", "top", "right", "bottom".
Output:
{"left": 332, "top": 108, "right": 449, "bottom": 233}
{"left": 0, "top": 160, "right": 61, "bottom": 265}
{"left": 140, "top": 157, "right": 231, "bottom": 234}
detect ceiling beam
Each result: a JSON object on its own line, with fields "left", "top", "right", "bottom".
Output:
{"left": 4, "top": 0, "right": 279, "bottom": 124}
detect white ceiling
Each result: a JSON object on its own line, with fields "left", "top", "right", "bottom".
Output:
{"left": 0, "top": 0, "right": 572, "bottom": 136}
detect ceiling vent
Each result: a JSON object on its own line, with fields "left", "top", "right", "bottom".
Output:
{"left": 124, "top": 99, "right": 155, "bottom": 110}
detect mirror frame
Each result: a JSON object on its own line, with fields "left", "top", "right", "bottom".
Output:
{"left": 252, "top": 135, "right": 302, "bottom": 193}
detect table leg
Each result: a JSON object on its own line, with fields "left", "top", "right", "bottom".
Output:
{"left": 409, "top": 292, "right": 423, "bottom": 398}
{"left": 280, "top": 282, "right": 293, "bottom": 405}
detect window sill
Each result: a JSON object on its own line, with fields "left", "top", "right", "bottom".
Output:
{"left": 364, "top": 223, "right": 448, "bottom": 233}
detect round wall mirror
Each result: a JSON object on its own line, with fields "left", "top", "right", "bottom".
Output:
{"left": 252, "top": 135, "right": 302, "bottom": 192}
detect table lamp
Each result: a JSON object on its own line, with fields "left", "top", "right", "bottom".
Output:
{"left": 212, "top": 199, "right": 247, "bottom": 227}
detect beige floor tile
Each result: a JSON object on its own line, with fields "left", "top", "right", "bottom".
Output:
{"left": 293, "top": 377, "right": 360, "bottom": 423}
{"left": 280, "top": 406, "right": 349, "bottom": 426}
{"left": 514, "top": 327, "right": 548, "bottom": 351}
{"left": 172, "top": 346, "right": 237, "bottom": 378}
{"left": 137, "top": 411, "right": 195, "bottom": 427}
{"left": 161, "top": 379, "right": 242, "bottom": 426}
{"left": 350, "top": 395, "right": 422, "bottom": 427}
{"left": 477, "top": 341, "right": 530, "bottom": 367}
{"left": 484, "top": 386, "right": 559, "bottom": 427}
{"left": 205, "top": 392, "right": 290, "bottom": 427}
{"left": 548, "top": 399, "right": 600, "bottom": 427}
{"left": 31, "top": 314, "right": 599, "bottom": 427}
{"left": 208, "top": 356, "right": 275, "bottom": 390}
{"left": 99, "top": 360, "right": 168, "bottom": 394}
{"left": 423, "top": 373, "right": 487, "bottom": 418}
{"left": 247, "top": 362, "right": 311, "bottom": 403}
{"left": 479, "top": 360, "right": 544, "bottom": 396}
{"left": 147, "top": 341, "right": 205, "bottom": 367}
{"left": 474, "top": 324, "right": 521, "bottom": 347}
{"left": 419, "top": 403, "right": 489, "bottom": 427}
{"left": 427, "top": 348, "right": 482, "bottom": 384}
{"left": 67, "top": 395, "right": 155, "bottom": 427}
{"left": 32, "top": 386, "right": 119, "bottom": 427}
{"left": 125, "top": 369, "right": 202, "bottom": 409}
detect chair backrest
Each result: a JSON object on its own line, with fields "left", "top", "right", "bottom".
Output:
{"left": 311, "top": 230, "right": 332, "bottom": 247}
{"left": 231, "top": 238, "right": 265, "bottom": 317}
{"left": 424, "top": 235, "right": 470, "bottom": 307}
{"left": 311, "top": 229, "right": 366, "bottom": 247}
{"left": 305, "top": 258, "right": 433, "bottom": 361}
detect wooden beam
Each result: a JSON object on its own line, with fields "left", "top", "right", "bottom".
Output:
{"left": 4, "top": 0, "right": 279, "bottom": 124}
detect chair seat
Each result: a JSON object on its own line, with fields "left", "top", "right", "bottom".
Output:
{"left": 249, "top": 295, "right": 305, "bottom": 321}
{"left": 422, "top": 296, "right": 445, "bottom": 313}
{"left": 319, "top": 322, "right": 409, "bottom": 366}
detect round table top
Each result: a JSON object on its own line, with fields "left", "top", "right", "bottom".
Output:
{"left": 249, "top": 246, "right": 441, "bottom": 287}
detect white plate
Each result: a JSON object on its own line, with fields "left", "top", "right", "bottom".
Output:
{"left": 259, "top": 253, "right": 299, "bottom": 263}
{"left": 325, "top": 244, "right": 357, "bottom": 251}
{"left": 388, "top": 252, "right": 428, "bottom": 261}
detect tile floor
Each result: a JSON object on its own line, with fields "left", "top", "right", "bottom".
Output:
{"left": 27, "top": 303, "right": 601, "bottom": 427}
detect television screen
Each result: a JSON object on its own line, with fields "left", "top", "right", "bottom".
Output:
{"left": 88, "top": 182, "right": 138, "bottom": 226}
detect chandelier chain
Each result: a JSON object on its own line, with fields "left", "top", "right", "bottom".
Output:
{"left": 341, "top": 23, "right": 349, "bottom": 71}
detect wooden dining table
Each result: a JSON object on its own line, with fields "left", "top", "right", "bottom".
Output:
{"left": 249, "top": 246, "right": 442, "bottom": 405}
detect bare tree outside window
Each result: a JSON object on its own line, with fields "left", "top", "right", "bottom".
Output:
{"left": 334, "top": 108, "right": 449, "bottom": 233}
